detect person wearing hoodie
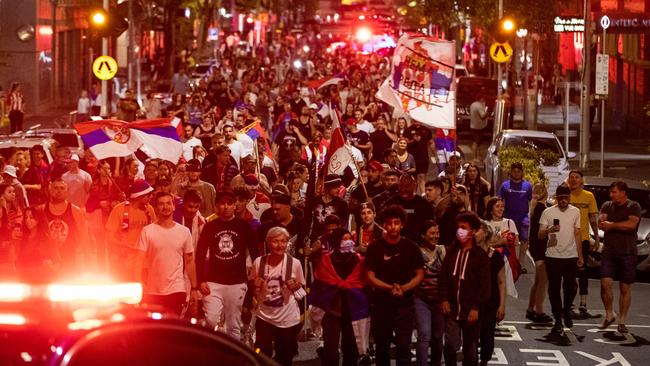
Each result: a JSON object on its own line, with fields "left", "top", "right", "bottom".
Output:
{"left": 309, "top": 227, "right": 370, "bottom": 366}
{"left": 439, "top": 212, "right": 490, "bottom": 366}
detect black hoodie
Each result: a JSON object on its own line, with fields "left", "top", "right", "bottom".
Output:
{"left": 439, "top": 240, "right": 491, "bottom": 322}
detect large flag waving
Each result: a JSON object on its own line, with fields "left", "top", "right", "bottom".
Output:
{"left": 324, "top": 103, "right": 351, "bottom": 176}
{"left": 376, "top": 34, "right": 456, "bottom": 129}
{"left": 73, "top": 119, "right": 183, "bottom": 163}
{"left": 308, "top": 72, "right": 345, "bottom": 90}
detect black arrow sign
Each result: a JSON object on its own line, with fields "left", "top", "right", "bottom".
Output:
{"left": 494, "top": 45, "right": 509, "bottom": 58}
{"left": 98, "top": 61, "right": 113, "bottom": 73}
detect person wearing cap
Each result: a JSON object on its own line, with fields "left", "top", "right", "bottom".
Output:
{"left": 44, "top": 178, "right": 89, "bottom": 270}
{"left": 230, "top": 154, "right": 272, "bottom": 197}
{"left": 498, "top": 162, "right": 533, "bottom": 273}
{"left": 312, "top": 174, "right": 349, "bottom": 239}
{"left": 135, "top": 191, "right": 199, "bottom": 316}
{"left": 2, "top": 165, "right": 29, "bottom": 209}
{"left": 351, "top": 160, "right": 385, "bottom": 206}
{"left": 105, "top": 179, "right": 156, "bottom": 281}
{"left": 347, "top": 116, "right": 372, "bottom": 160}
{"left": 201, "top": 145, "right": 239, "bottom": 191}
{"left": 538, "top": 184, "right": 583, "bottom": 333}
{"left": 61, "top": 154, "right": 93, "bottom": 209}
{"left": 49, "top": 146, "right": 72, "bottom": 182}
{"left": 258, "top": 191, "right": 303, "bottom": 257}
{"left": 177, "top": 159, "right": 216, "bottom": 218}
{"left": 385, "top": 174, "right": 435, "bottom": 243}
{"left": 143, "top": 160, "right": 159, "bottom": 187}
{"left": 196, "top": 189, "right": 259, "bottom": 339}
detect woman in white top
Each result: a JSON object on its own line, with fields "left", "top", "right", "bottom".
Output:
{"left": 249, "top": 226, "right": 305, "bottom": 366}
{"left": 76, "top": 90, "right": 91, "bottom": 122}
{"left": 485, "top": 196, "right": 519, "bottom": 249}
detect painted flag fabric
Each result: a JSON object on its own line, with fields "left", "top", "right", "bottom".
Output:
{"left": 73, "top": 119, "right": 182, "bottom": 163}
{"left": 376, "top": 34, "right": 456, "bottom": 129}
{"left": 308, "top": 72, "right": 345, "bottom": 90}
{"left": 324, "top": 103, "right": 350, "bottom": 176}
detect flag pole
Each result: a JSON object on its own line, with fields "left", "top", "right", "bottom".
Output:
{"left": 346, "top": 145, "right": 369, "bottom": 202}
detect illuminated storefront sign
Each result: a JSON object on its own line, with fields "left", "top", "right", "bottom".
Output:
{"left": 554, "top": 17, "right": 585, "bottom": 33}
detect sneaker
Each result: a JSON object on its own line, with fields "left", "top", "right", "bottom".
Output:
{"left": 563, "top": 311, "right": 574, "bottom": 328}
{"left": 552, "top": 320, "right": 563, "bottom": 333}
{"left": 526, "top": 309, "right": 535, "bottom": 321}
{"left": 533, "top": 312, "right": 554, "bottom": 323}
{"left": 599, "top": 316, "right": 616, "bottom": 329}
{"left": 617, "top": 324, "right": 629, "bottom": 334}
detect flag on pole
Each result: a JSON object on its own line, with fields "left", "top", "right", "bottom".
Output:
{"left": 240, "top": 120, "right": 273, "bottom": 161}
{"left": 376, "top": 34, "right": 456, "bottom": 129}
{"left": 308, "top": 72, "right": 346, "bottom": 90}
{"left": 73, "top": 119, "right": 182, "bottom": 163}
{"left": 324, "top": 103, "right": 350, "bottom": 176}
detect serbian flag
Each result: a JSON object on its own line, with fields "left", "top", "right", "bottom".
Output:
{"left": 308, "top": 72, "right": 345, "bottom": 90}
{"left": 73, "top": 119, "right": 183, "bottom": 163}
{"left": 240, "top": 120, "right": 273, "bottom": 160}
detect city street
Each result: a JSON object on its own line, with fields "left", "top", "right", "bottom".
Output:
{"left": 295, "top": 276, "right": 650, "bottom": 365}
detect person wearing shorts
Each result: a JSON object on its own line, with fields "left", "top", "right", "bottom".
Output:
{"left": 598, "top": 180, "right": 641, "bottom": 334}
{"left": 469, "top": 95, "right": 488, "bottom": 163}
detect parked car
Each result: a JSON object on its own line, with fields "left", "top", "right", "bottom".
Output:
{"left": 20, "top": 128, "right": 85, "bottom": 158}
{"left": 0, "top": 135, "right": 56, "bottom": 164}
{"left": 484, "top": 129, "right": 570, "bottom": 195}
{"left": 582, "top": 176, "right": 650, "bottom": 272}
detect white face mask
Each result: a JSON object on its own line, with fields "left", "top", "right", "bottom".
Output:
{"left": 339, "top": 239, "right": 355, "bottom": 253}
{"left": 456, "top": 228, "right": 471, "bottom": 242}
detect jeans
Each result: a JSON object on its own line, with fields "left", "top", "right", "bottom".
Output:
{"left": 255, "top": 317, "right": 301, "bottom": 366}
{"left": 371, "top": 298, "right": 415, "bottom": 366}
{"left": 202, "top": 282, "right": 248, "bottom": 338}
{"left": 578, "top": 240, "right": 590, "bottom": 296}
{"left": 545, "top": 257, "right": 578, "bottom": 320}
{"left": 414, "top": 297, "right": 445, "bottom": 366}
{"left": 444, "top": 317, "right": 479, "bottom": 366}
{"left": 322, "top": 312, "right": 359, "bottom": 366}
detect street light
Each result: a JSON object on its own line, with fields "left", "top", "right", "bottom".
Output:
{"left": 356, "top": 27, "right": 372, "bottom": 43}
{"left": 516, "top": 28, "right": 528, "bottom": 38}
{"left": 91, "top": 11, "right": 106, "bottom": 26}
{"left": 502, "top": 19, "right": 515, "bottom": 32}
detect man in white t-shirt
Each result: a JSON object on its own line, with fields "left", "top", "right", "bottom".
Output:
{"left": 223, "top": 124, "right": 244, "bottom": 168}
{"left": 136, "top": 192, "right": 199, "bottom": 316}
{"left": 538, "top": 184, "right": 583, "bottom": 333}
{"left": 61, "top": 154, "right": 92, "bottom": 208}
{"left": 181, "top": 124, "right": 203, "bottom": 162}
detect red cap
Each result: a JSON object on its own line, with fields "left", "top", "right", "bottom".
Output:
{"left": 368, "top": 160, "right": 383, "bottom": 172}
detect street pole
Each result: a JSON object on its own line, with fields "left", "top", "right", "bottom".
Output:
{"left": 523, "top": 35, "right": 529, "bottom": 128}
{"left": 600, "top": 27, "right": 606, "bottom": 177}
{"left": 50, "top": 0, "right": 57, "bottom": 105}
{"left": 579, "top": 0, "right": 592, "bottom": 169}
{"left": 101, "top": 0, "right": 109, "bottom": 117}
{"left": 497, "top": 0, "right": 503, "bottom": 97}
{"left": 128, "top": 0, "right": 134, "bottom": 89}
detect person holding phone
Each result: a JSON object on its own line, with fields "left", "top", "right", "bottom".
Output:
{"left": 537, "top": 184, "right": 583, "bottom": 333}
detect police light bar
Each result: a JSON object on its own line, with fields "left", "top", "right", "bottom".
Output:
{"left": 46, "top": 283, "right": 142, "bottom": 305}
{"left": 0, "top": 313, "right": 27, "bottom": 326}
{"left": 0, "top": 283, "right": 31, "bottom": 302}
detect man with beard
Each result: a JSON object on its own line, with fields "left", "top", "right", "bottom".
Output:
{"left": 181, "top": 124, "right": 203, "bottom": 162}
{"left": 311, "top": 175, "right": 348, "bottom": 238}
{"left": 258, "top": 192, "right": 303, "bottom": 257}
{"left": 223, "top": 124, "right": 245, "bottom": 168}
{"left": 296, "top": 105, "right": 314, "bottom": 142}
{"left": 350, "top": 160, "right": 385, "bottom": 224}
{"left": 177, "top": 159, "right": 216, "bottom": 218}
{"left": 372, "top": 169, "right": 401, "bottom": 212}
{"left": 385, "top": 174, "right": 435, "bottom": 242}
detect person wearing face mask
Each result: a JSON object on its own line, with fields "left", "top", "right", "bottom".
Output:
{"left": 437, "top": 184, "right": 469, "bottom": 246}
{"left": 439, "top": 212, "right": 490, "bottom": 366}
{"left": 414, "top": 220, "right": 446, "bottom": 366}
{"left": 475, "top": 221, "right": 506, "bottom": 366}
{"left": 309, "top": 228, "right": 370, "bottom": 366}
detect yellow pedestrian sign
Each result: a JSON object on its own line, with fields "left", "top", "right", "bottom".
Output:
{"left": 92, "top": 55, "right": 118, "bottom": 80}
{"left": 490, "top": 42, "right": 513, "bottom": 63}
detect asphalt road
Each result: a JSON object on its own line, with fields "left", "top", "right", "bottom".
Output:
{"left": 294, "top": 274, "right": 650, "bottom": 365}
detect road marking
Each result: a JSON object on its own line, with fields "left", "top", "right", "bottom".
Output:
{"left": 502, "top": 321, "right": 650, "bottom": 329}
{"left": 495, "top": 325, "right": 522, "bottom": 341}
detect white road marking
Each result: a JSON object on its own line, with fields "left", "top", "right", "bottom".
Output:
{"left": 502, "top": 321, "right": 650, "bottom": 329}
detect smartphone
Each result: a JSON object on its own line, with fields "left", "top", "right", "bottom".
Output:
{"left": 553, "top": 219, "right": 560, "bottom": 226}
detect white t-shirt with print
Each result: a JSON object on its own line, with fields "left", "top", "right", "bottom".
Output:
{"left": 539, "top": 205, "right": 581, "bottom": 259}
{"left": 250, "top": 255, "right": 305, "bottom": 328}
{"left": 136, "top": 223, "right": 193, "bottom": 295}
{"left": 487, "top": 218, "right": 519, "bottom": 236}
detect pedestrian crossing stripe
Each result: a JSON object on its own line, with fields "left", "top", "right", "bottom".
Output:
{"left": 93, "top": 55, "right": 118, "bottom": 80}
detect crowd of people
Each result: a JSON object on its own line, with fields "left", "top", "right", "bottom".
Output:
{"left": 0, "top": 34, "right": 641, "bottom": 366}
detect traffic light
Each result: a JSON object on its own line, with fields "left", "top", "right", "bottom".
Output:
{"left": 491, "top": 17, "right": 517, "bottom": 43}
{"left": 88, "top": 0, "right": 134, "bottom": 38}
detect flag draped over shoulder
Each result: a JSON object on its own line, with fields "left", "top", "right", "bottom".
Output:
{"left": 73, "top": 119, "right": 182, "bottom": 163}
{"left": 376, "top": 34, "right": 457, "bottom": 129}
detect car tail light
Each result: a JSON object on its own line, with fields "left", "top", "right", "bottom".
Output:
{"left": 0, "top": 283, "right": 31, "bottom": 302}
{"left": 47, "top": 283, "right": 142, "bottom": 305}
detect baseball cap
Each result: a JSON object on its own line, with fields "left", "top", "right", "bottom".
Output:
{"left": 555, "top": 184, "right": 571, "bottom": 197}
{"left": 186, "top": 159, "right": 202, "bottom": 172}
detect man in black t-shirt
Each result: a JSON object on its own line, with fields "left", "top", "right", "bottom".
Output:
{"left": 312, "top": 175, "right": 349, "bottom": 238}
{"left": 404, "top": 121, "right": 433, "bottom": 194}
{"left": 196, "top": 190, "right": 258, "bottom": 338}
{"left": 365, "top": 205, "right": 424, "bottom": 366}
{"left": 346, "top": 118, "right": 372, "bottom": 160}
{"left": 370, "top": 116, "right": 397, "bottom": 161}
{"left": 385, "top": 174, "right": 435, "bottom": 242}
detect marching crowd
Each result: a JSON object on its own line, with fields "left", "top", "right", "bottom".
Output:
{"left": 1, "top": 35, "right": 641, "bottom": 366}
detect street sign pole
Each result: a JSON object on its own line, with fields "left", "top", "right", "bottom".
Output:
{"left": 579, "top": 0, "right": 591, "bottom": 169}
{"left": 101, "top": 0, "right": 109, "bottom": 117}
{"left": 600, "top": 18, "right": 608, "bottom": 177}
{"left": 497, "top": 0, "right": 503, "bottom": 97}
